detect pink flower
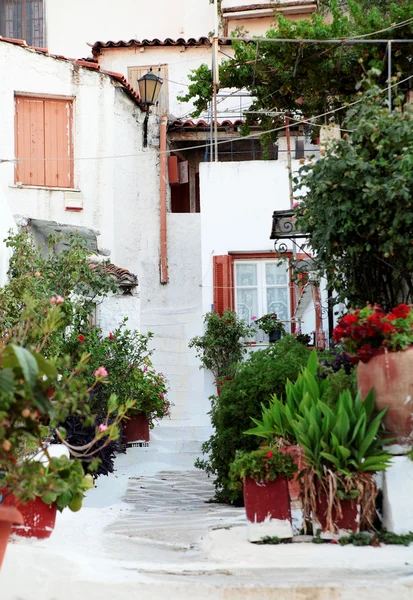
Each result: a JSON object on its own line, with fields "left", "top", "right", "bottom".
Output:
{"left": 292, "top": 201, "right": 299, "bottom": 209}
{"left": 159, "top": 393, "right": 164, "bottom": 399}
{"left": 94, "top": 366, "right": 108, "bottom": 378}
{"left": 50, "top": 297, "right": 56, "bottom": 304}
{"left": 56, "top": 295, "right": 64, "bottom": 305}
{"left": 98, "top": 424, "right": 108, "bottom": 433}
{"left": 251, "top": 316, "right": 257, "bottom": 321}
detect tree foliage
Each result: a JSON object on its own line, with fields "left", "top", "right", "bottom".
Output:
{"left": 181, "top": 1, "right": 413, "bottom": 136}
{"left": 295, "top": 80, "right": 413, "bottom": 309}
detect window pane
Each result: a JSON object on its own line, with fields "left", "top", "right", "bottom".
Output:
{"left": 237, "top": 288, "right": 258, "bottom": 324}
{"left": 266, "top": 263, "right": 288, "bottom": 286}
{"left": 236, "top": 263, "right": 257, "bottom": 287}
{"left": 266, "top": 288, "right": 289, "bottom": 321}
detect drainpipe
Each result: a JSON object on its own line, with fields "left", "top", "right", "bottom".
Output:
{"left": 159, "top": 115, "right": 169, "bottom": 284}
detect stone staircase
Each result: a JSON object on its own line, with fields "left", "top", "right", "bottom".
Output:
{"left": 116, "top": 424, "right": 212, "bottom": 471}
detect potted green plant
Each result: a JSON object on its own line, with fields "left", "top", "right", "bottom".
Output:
{"left": 291, "top": 388, "right": 392, "bottom": 537}
{"left": 122, "top": 361, "right": 169, "bottom": 443}
{"left": 0, "top": 297, "right": 133, "bottom": 548}
{"left": 229, "top": 447, "right": 297, "bottom": 541}
{"left": 334, "top": 303, "right": 413, "bottom": 445}
{"left": 245, "top": 351, "right": 327, "bottom": 502}
{"left": 64, "top": 322, "right": 169, "bottom": 444}
{"left": 255, "top": 313, "right": 286, "bottom": 343}
{"left": 189, "top": 310, "right": 253, "bottom": 394}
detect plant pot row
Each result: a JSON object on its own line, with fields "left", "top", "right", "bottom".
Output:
{"left": 243, "top": 446, "right": 360, "bottom": 541}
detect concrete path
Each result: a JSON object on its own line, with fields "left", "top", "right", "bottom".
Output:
{"left": 2, "top": 467, "right": 413, "bottom": 600}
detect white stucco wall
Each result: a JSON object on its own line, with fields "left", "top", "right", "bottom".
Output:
{"left": 97, "top": 293, "right": 141, "bottom": 337}
{"left": 200, "top": 160, "right": 298, "bottom": 315}
{"left": 44, "top": 0, "right": 216, "bottom": 58}
{"left": 97, "top": 45, "right": 247, "bottom": 122}
{"left": 0, "top": 196, "right": 17, "bottom": 286}
{"left": 0, "top": 41, "right": 157, "bottom": 266}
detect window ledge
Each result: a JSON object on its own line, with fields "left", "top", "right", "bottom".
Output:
{"left": 9, "top": 184, "right": 79, "bottom": 192}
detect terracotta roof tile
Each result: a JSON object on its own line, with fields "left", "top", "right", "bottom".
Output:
{"left": 89, "top": 262, "right": 138, "bottom": 288}
{"left": 169, "top": 118, "right": 245, "bottom": 129}
{"left": 91, "top": 37, "right": 231, "bottom": 56}
{"left": 0, "top": 36, "right": 145, "bottom": 110}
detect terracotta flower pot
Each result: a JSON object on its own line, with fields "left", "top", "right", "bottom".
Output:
{"left": 123, "top": 414, "right": 150, "bottom": 443}
{"left": 1, "top": 492, "right": 57, "bottom": 539}
{"left": 357, "top": 347, "right": 413, "bottom": 445}
{"left": 278, "top": 445, "right": 305, "bottom": 503}
{"left": 0, "top": 505, "right": 23, "bottom": 568}
{"left": 313, "top": 492, "right": 360, "bottom": 536}
{"left": 243, "top": 475, "right": 291, "bottom": 522}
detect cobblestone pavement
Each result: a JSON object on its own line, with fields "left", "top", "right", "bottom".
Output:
{"left": 105, "top": 470, "right": 246, "bottom": 557}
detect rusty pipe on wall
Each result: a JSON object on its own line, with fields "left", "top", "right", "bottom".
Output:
{"left": 159, "top": 115, "right": 169, "bottom": 284}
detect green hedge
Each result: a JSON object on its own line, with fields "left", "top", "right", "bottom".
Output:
{"left": 196, "top": 336, "right": 311, "bottom": 504}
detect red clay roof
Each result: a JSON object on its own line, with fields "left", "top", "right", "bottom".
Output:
{"left": 91, "top": 37, "right": 231, "bottom": 56}
{"left": 89, "top": 262, "right": 138, "bottom": 288}
{"left": 0, "top": 35, "right": 145, "bottom": 110}
{"left": 169, "top": 118, "right": 245, "bottom": 129}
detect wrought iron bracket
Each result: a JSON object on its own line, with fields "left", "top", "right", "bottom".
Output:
{"left": 270, "top": 209, "right": 309, "bottom": 255}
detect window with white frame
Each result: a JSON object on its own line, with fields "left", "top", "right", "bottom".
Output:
{"left": 234, "top": 260, "right": 290, "bottom": 333}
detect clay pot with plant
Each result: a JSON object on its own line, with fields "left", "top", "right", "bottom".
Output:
{"left": 291, "top": 388, "right": 392, "bottom": 537}
{"left": 189, "top": 310, "right": 253, "bottom": 394}
{"left": 255, "top": 314, "right": 286, "bottom": 343}
{"left": 334, "top": 303, "right": 413, "bottom": 446}
{"left": 245, "top": 351, "right": 326, "bottom": 502}
{"left": 0, "top": 296, "right": 134, "bottom": 552}
{"left": 229, "top": 447, "right": 297, "bottom": 541}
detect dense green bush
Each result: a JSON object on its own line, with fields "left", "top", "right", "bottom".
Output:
{"left": 196, "top": 336, "right": 311, "bottom": 504}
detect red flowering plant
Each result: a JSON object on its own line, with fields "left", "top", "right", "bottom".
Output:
{"left": 229, "top": 447, "right": 297, "bottom": 491}
{"left": 333, "top": 304, "right": 413, "bottom": 363}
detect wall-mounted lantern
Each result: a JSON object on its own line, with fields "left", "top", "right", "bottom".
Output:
{"left": 138, "top": 68, "right": 163, "bottom": 148}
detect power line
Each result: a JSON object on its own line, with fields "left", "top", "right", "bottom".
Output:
{"left": 3, "top": 72, "right": 413, "bottom": 164}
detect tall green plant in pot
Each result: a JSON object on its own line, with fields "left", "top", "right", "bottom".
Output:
{"left": 245, "top": 350, "right": 328, "bottom": 502}
{"left": 291, "top": 389, "right": 392, "bottom": 535}
{"left": 189, "top": 310, "right": 253, "bottom": 390}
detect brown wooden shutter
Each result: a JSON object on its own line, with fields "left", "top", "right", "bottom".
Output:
{"left": 213, "top": 255, "right": 234, "bottom": 315}
{"left": 44, "top": 99, "right": 73, "bottom": 188}
{"left": 15, "top": 96, "right": 73, "bottom": 188}
{"left": 15, "top": 96, "right": 46, "bottom": 186}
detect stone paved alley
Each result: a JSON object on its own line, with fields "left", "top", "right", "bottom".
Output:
{"left": 2, "top": 466, "right": 413, "bottom": 600}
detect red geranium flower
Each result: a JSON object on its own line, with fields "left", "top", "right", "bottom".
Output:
{"left": 392, "top": 304, "right": 410, "bottom": 319}
{"left": 341, "top": 314, "right": 358, "bottom": 326}
{"left": 77, "top": 334, "right": 85, "bottom": 342}
{"left": 266, "top": 450, "right": 273, "bottom": 459}
{"left": 109, "top": 332, "right": 114, "bottom": 341}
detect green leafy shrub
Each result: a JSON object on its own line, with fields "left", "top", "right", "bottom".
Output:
{"left": 321, "top": 368, "right": 358, "bottom": 408}
{"left": 189, "top": 310, "right": 253, "bottom": 382}
{"left": 195, "top": 336, "right": 311, "bottom": 504}
{"left": 62, "top": 321, "right": 170, "bottom": 427}
{"left": 245, "top": 350, "right": 327, "bottom": 446}
{"left": 229, "top": 447, "right": 297, "bottom": 493}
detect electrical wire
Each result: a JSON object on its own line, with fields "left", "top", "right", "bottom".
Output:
{"left": 3, "top": 72, "right": 413, "bottom": 164}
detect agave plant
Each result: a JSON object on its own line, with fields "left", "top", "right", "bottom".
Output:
{"left": 244, "top": 350, "right": 328, "bottom": 446}
{"left": 292, "top": 389, "right": 393, "bottom": 531}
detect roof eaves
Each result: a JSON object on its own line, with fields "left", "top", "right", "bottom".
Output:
{"left": 91, "top": 37, "right": 231, "bottom": 57}
{"left": 0, "top": 36, "right": 145, "bottom": 110}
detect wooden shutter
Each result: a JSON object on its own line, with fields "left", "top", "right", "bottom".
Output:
{"left": 44, "top": 99, "right": 73, "bottom": 188}
{"left": 15, "top": 96, "right": 45, "bottom": 186}
{"left": 213, "top": 255, "right": 234, "bottom": 315}
{"left": 15, "top": 96, "right": 73, "bottom": 188}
